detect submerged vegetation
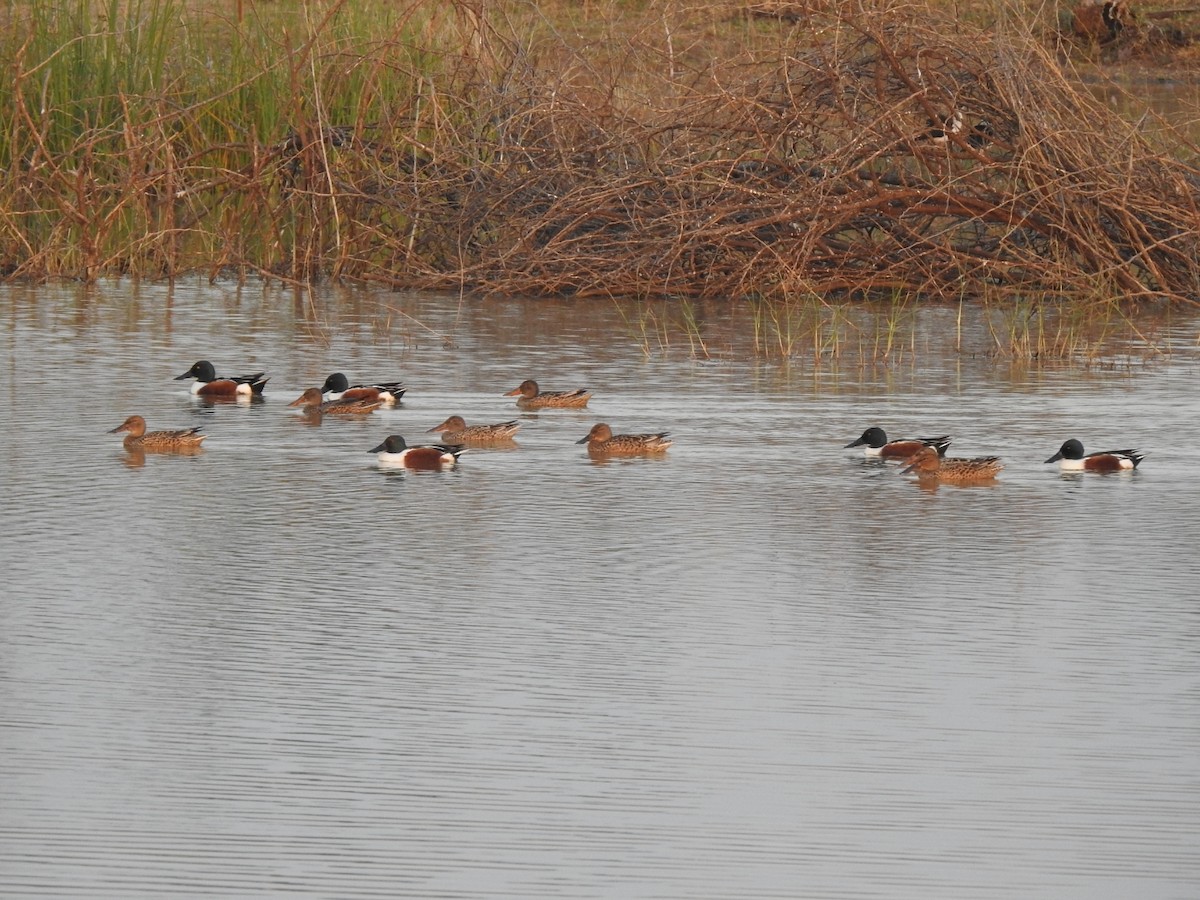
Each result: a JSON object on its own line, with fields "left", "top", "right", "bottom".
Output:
{"left": 0, "top": 0, "right": 1198, "bottom": 309}
{"left": 611, "top": 291, "right": 1175, "bottom": 364}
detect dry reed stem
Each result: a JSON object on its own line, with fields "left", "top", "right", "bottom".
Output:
{"left": 0, "top": 1, "right": 1197, "bottom": 304}
{"left": 348, "top": 3, "right": 1199, "bottom": 304}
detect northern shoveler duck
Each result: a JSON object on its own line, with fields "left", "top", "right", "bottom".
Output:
{"left": 321, "top": 372, "right": 406, "bottom": 405}
{"left": 175, "top": 360, "right": 268, "bottom": 397}
{"left": 504, "top": 379, "right": 591, "bottom": 410}
{"left": 967, "top": 120, "right": 994, "bottom": 149}
{"left": 902, "top": 446, "right": 1002, "bottom": 483}
{"left": 1045, "top": 439, "right": 1143, "bottom": 472}
{"left": 369, "top": 435, "right": 464, "bottom": 469}
{"left": 109, "top": 415, "right": 205, "bottom": 451}
{"left": 1103, "top": 0, "right": 1132, "bottom": 40}
{"left": 845, "top": 427, "right": 951, "bottom": 460}
{"left": 288, "top": 387, "right": 381, "bottom": 415}
{"left": 576, "top": 423, "right": 672, "bottom": 455}
{"left": 925, "top": 111, "right": 963, "bottom": 145}
{"left": 426, "top": 415, "right": 520, "bottom": 444}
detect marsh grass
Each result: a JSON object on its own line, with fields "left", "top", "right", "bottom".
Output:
{"left": 615, "top": 299, "right": 669, "bottom": 357}
{"left": 745, "top": 292, "right": 925, "bottom": 363}
{"left": 984, "top": 298, "right": 1096, "bottom": 360}
{"left": 628, "top": 288, "right": 1168, "bottom": 364}
{"left": 677, "top": 299, "right": 711, "bottom": 360}
{"left": 615, "top": 297, "right": 714, "bottom": 359}
{"left": 0, "top": 0, "right": 459, "bottom": 278}
{"left": 0, "top": 0, "right": 1197, "bottom": 318}
{"left": 867, "top": 293, "right": 920, "bottom": 362}
{"left": 977, "top": 291, "right": 1177, "bottom": 361}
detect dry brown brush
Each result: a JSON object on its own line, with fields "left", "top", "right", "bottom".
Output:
{"left": 372, "top": 3, "right": 1199, "bottom": 303}
{"left": 2, "top": 0, "right": 1198, "bottom": 303}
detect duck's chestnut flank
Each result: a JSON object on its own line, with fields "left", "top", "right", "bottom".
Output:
{"left": 1045, "top": 439, "right": 1142, "bottom": 472}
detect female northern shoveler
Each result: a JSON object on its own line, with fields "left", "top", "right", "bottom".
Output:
{"left": 109, "top": 415, "right": 205, "bottom": 451}
{"left": 321, "top": 372, "right": 406, "bottom": 405}
{"left": 845, "top": 427, "right": 951, "bottom": 460}
{"left": 369, "top": 435, "right": 464, "bottom": 469}
{"left": 175, "top": 360, "right": 269, "bottom": 397}
{"left": 504, "top": 379, "right": 591, "bottom": 410}
{"left": 1045, "top": 439, "right": 1143, "bottom": 472}
{"left": 427, "top": 415, "right": 520, "bottom": 444}
{"left": 288, "top": 387, "right": 381, "bottom": 415}
{"left": 576, "top": 423, "right": 672, "bottom": 455}
{"left": 901, "top": 446, "right": 1002, "bottom": 483}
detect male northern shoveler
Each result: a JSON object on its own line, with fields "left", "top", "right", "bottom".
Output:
{"left": 925, "top": 111, "right": 963, "bottom": 144}
{"left": 845, "top": 427, "right": 951, "bottom": 460}
{"left": 967, "top": 120, "right": 995, "bottom": 149}
{"left": 902, "top": 446, "right": 1002, "bottom": 483}
{"left": 1045, "top": 439, "right": 1143, "bottom": 472}
{"left": 175, "top": 360, "right": 268, "bottom": 397}
{"left": 109, "top": 415, "right": 205, "bottom": 451}
{"left": 504, "top": 379, "right": 591, "bottom": 410}
{"left": 576, "top": 423, "right": 672, "bottom": 455}
{"left": 288, "top": 387, "right": 381, "bottom": 415}
{"left": 369, "top": 435, "right": 464, "bottom": 469}
{"left": 427, "top": 415, "right": 520, "bottom": 444}
{"left": 321, "top": 372, "right": 406, "bottom": 405}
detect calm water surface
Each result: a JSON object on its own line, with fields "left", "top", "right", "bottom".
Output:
{"left": 1, "top": 283, "right": 1198, "bottom": 899}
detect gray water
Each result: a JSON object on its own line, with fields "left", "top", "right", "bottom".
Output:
{"left": 1, "top": 282, "right": 1198, "bottom": 899}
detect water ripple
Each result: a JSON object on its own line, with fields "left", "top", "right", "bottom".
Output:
{"left": 2, "top": 286, "right": 1199, "bottom": 898}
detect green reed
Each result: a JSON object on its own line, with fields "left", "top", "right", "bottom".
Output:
{"left": 866, "top": 292, "right": 919, "bottom": 362}
{"left": 982, "top": 294, "right": 1111, "bottom": 360}
{"left": 0, "top": 0, "right": 457, "bottom": 278}
{"left": 614, "top": 297, "right": 714, "bottom": 359}
{"left": 748, "top": 293, "right": 866, "bottom": 362}
{"left": 677, "top": 299, "right": 710, "bottom": 360}
{"left": 614, "top": 299, "right": 668, "bottom": 357}
{"left": 1, "top": 0, "right": 1194, "bottom": 310}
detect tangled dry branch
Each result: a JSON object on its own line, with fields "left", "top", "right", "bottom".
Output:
{"left": 308, "top": 5, "right": 1199, "bottom": 302}
{"left": 3, "top": 2, "right": 1197, "bottom": 302}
